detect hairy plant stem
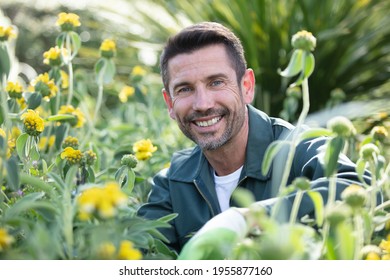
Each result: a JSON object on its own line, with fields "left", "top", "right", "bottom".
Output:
{"left": 353, "top": 213, "right": 364, "bottom": 260}
{"left": 289, "top": 190, "right": 304, "bottom": 224}
{"left": 65, "top": 34, "right": 74, "bottom": 106}
{"left": 271, "top": 78, "right": 310, "bottom": 220}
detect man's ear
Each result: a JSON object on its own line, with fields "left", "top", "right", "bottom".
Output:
{"left": 241, "top": 69, "right": 255, "bottom": 104}
{"left": 162, "top": 88, "right": 176, "bottom": 120}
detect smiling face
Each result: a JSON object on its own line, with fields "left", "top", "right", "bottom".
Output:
{"left": 163, "top": 44, "right": 255, "bottom": 151}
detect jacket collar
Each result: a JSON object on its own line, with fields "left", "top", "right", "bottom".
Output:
{"left": 169, "top": 105, "right": 274, "bottom": 182}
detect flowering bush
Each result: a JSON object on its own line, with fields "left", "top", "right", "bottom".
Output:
{"left": 0, "top": 12, "right": 181, "bottom": 260}
{"left": 0, "top": 12, "right": 389, "bottom": 261}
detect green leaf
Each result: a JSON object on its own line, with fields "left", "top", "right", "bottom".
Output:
{"left": 261, "top": 140, "right": 291, "bottom": 176}
{"left": 303, "top": 52, "right": 315, "bottom": 79}
{"left": 29, "top": 144, "right": 40, "bottom": 161}
{"left": 56, "top": 33, "right": 66, "bottom": 48}
{"left": 16, "top": 133, "right": 29, "bottom": 160}
{"left": 5, "top": 156, "right": 19, "bottom": 191}
{"left": 0, "top": 44, "right": 11, "bottom": 78}
{"left": 3, "top": 192, "right": 45, "bottom": 221}
{"left": 231, "top": 187, "right": 255, "bottom": 207}
{"left": 46, "top": 114, "right": 76, "bottom": 122}
{"left": 324, "top": 136, "right": 344, "bottom": 177}
{"left": 69, "top": 31, "right": 82, "bottom": 57}
{"left": 27, "top": 92, "right": 42, "bottom": 110}
{"left": 355, "top": 158, "right": 367, "bottom": 183}
{"left": 157, "top": 213, "right": 178, "bottom": 223}
{"left": 279, "top": 49, "right": 303, "bottom": 78}
{"left": 65, "top": 165, "right": 78, "bottom": 189}
{"left": 307, "top": 190, "right": 324, "bottom": 227}
{"left": 299, "top": 128, "right": 333, "bottom": 141}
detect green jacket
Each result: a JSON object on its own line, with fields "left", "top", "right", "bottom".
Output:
{"left": 138, "top": 105, "right": 369, "bottom": 253}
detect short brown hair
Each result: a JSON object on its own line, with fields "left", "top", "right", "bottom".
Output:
{"left": 160, "top": 22, "right": 247, "bottom": 94}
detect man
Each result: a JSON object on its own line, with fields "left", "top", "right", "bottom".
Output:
{"left": 137, "top": 22, "right": 368, "bottom": 253}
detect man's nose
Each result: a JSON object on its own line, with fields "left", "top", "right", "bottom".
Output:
{"left": 192, "top": 87, "right": 214, "bottom": 111}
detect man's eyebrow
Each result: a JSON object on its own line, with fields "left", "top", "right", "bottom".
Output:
{"left": 172, "top": 73, "right": 229, "bottom": 91}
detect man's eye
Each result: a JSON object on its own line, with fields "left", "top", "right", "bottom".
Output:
{"left": 176, "top": 87, "right": 192, "bottom": 94}
{"left": 210, "top": 80, "right": 223, "bottom": 87}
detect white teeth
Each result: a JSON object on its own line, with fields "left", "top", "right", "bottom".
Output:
{"left": 195, "top": 117, "right": 221, "bottom": 127}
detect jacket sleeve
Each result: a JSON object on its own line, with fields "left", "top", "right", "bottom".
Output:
{"left": 261, "top": 136, "right": 372, "bottom": 222}
{"left": 137, "top": 168, "right": 180, "bottom": 252}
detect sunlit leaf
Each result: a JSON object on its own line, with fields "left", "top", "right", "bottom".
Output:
{"left": 261, "top": 140, "right": 291, "bottom": 176}
{"left": 307, "top": 190, "right": 324, "bottom": 227}
{"left": 324, "top": 136, "right": 344, "bottom": 177}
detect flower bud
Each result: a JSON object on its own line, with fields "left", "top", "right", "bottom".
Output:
{"left": 291, "top": 30, "right": 316, "bottom": 52}
{"left": 325, "top": 202, "right": 351, "bottom": 225}
{"left": 292, "top": 177, "right": 310, "bottom": 191}
{"left": 359, "top": 143, "right": 380, "bottom": 161}
{"left": 62, "top": 136, "right": 79, "bottom": 149}
{"left": 360, "top": 245, "right": 382, "bottom": 260}
{"left": 286, "top": 86, "right": 302, "bottom": 99}
{"left": 341, "top": 184, "right": 367, "bottom": 208}
{"left": 370, "top": 126, "right": 388, "bottom": 143}
{"left": 121, "top": 154, "right": 138, "bottom": 169}
{"left": 326, "top": 116, "right": 356, "bottom": 138}
{"left": 84, "top": 150, "right": 97, "bottom": 166}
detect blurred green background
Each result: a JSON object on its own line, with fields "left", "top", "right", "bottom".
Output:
{"left": 1, "top": 0, "right": 390, "bottom": 122}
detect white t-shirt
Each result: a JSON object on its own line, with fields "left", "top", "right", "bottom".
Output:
{"left": 214, "top": 166, "right": 243, "bottom": 212}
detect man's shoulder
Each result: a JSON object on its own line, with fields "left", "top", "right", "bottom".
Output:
{"left": 163, "top": 146, "right": 203, "bottom": 182}
{"left": 248, "top": 105, "right": 295, "bottom": 139}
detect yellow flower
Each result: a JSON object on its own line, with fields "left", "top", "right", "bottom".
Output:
{"left": 100, "top": 39, "right": 116, "bottom": 58}
{"left": 62, "top": 136, "right": 79, "bottom": 149}
{"left": 5, "top": 81, "right": 23, "bottom": 99}
{"left": 77, "top": 182, "right": 128, "bottom": 220}
{"left": 56, "top": 12, "right": 81, "bottom": 31}
{"left": 58, "top": 105, "right": 85, "bottom": 128}
{"left": 60, "top": 146, "right": 83, "bottom": 165}
{"left": 0, "top": 25, "right": 17, "bottom": 41}
{"left": 131, "top": 66, "right": 147, "bottom": 77}
{"left": 43, "top": 46, "right": 62, "bottom": 66}
{"left": 119, "top": 86, "right": 135, "bottom": 103}
{"left": 97, "top": 242, "right": 116, "bottom": 259}
{"left": 117, "top": 240, "right": 142, "bottom": 260}
{"left": 133, "top": 139, "right": 157, "bottom": 161}
{"left": 30, "top": 73, "right": 58, "bottom": 101}
{"left": 21, "top": 109, "right": 45, "bottom": 136}
{"left": 365, "top": 252, "right": 381, "bottom": 260}
{"left": 0, "top": 128, "right": 5, "bottom": 138}
{"left": 382, "top": 254, "right": 390, "bottom": 260}
{"left": 0, "top": 228, "right": 14, "bottom": 252}
{"left": 379, "top": 239, "right": 390, "bottom": 253}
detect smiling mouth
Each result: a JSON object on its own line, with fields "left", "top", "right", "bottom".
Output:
{"left": 194, "top": 116, "right": 222, "bottom": 127}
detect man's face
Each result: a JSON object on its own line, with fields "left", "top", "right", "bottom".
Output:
{"left": 163, "top": 44, "right": 254, "bottom": 150}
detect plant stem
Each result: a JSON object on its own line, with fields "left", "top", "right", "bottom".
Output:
{"left": 353, "top": 213, "right": 364, "bottom": 260}
{"left": 289, "top": 190, "right": 303, "bottom": 224}
{"left": 271, "top": 78, "right": 310, "bottom": 219}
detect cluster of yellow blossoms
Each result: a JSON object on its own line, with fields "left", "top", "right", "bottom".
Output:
{"left": 60, "top": 147, "right": 83, "bottom": 165}
{"left": 43, "top": 46, "right": 63, "bottom": 66}
{"left": 30, "top": 73, "right": 58, "bottom": 101}
{"left": 0, "top": 228, "right": 14, "bottom": 252}
{"left": 77, "top": 182, "right": 128, "bottom": 220}
{"left": 132, "top": 139, "right": 158, "bottom": 161}
{"left": 21, "top": 109, "right": 45, "bottom": 136}
{"left": 0, "top": 25, "right": 16, "bottom": 41}
{"left": 56, "top": 12, "right": 81, "bottom": 31}
{"left": 98, "top": 240, "right": 142, "bottom": 260}
{"left": 99, "top": 39, "right": 116, "bottom": 58}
